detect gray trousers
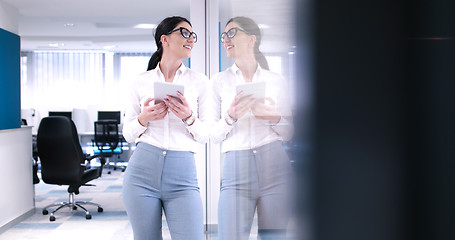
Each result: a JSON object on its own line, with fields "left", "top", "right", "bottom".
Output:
{"left": 123, "top": 142, "right": 203, "bottom": 240}
{"left": 218, "top": 141, "right": 292, "bottom": 240}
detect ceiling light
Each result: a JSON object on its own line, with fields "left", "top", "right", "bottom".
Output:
{"left": 133, "top": 24, "right": 157, "bottom": 29}
{"left": 103, "top": 45, "right": 116, "bottom": 50}
{"left": 289, "top": 46, "right": 296, "bottom": 54}
{"left": 34, "top": 50, "right": 110, "bottom": 53}
{"left": 63, "top": 23, "right": 75, "bottom": 27}
{"left": 258, "top": 24, "right": 270, "bottom": 29}
{"left": 48, "top": 43, "right": 59, "bottom": 47}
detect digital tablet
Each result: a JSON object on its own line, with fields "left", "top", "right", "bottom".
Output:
{"left": 235, "top": 81, "right": 266, "bottom": 99}
{"left": 154, "top": 81, "right": 185, "bottom": 104}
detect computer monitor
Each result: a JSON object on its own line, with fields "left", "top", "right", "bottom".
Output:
{"left": 98, "top": 111, "right": 121, "bottom": 124}
{"left": 48, "top": 111, "right": 72, "bottom": 119}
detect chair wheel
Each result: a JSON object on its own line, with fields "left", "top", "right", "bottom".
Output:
{"left": 72, "top": 206, "right": 77, "bottom": 210}
{"left": 98, "top": 207, "right": 103, "bottom": 213}
{"left": 113, "top": 167, "right": 117, "bottom": 170}
{"left": 122, "top": 169, "right": 125, "bottom": 172}
{"left": 50, "top": 216, "right": 56, "bottom": 221}
{"left": 86, "top": 214, "right": 92, "bottom": 220}
{"left": 107, "top": 171, "right": 111, "bottom": 174}
{"left": 42, "top": 209, "right": 48, "bottom": 215}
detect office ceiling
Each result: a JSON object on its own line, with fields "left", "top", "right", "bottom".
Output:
{"left": 2, "top": 0, "right": 189, "bottom": 52}
{"left": 2, "top": 0, "right": 296, "bottom": 53}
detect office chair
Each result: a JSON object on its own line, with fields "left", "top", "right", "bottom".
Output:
{"left": 37, "top": 116, "right": 103, "bottom": 221}
{"left": 93, "top": 120, "right": 126, "bottom": 174}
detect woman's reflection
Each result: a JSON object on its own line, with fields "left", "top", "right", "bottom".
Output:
{"left": 211, "top": 16, "right": 294, "bottom": 240}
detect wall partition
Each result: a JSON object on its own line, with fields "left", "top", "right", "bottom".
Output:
{"left": 0, "top": 7, "right": 35, "bottom": 232}
{"left": 0, "top": 28, "right": 21, "bottom": 130}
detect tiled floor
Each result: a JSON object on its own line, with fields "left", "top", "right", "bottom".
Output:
{"left": 0, "top": 169, "right": 222, "bottom": 240}
{"left": 0, "top": 167, "right": 300, "bottom": 240}
{"left": 0, "top": 169, "right": 136, "bottom": 240}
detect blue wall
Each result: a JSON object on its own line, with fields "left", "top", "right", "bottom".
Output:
{"left": 0, "top": 28, "right": 20, "bottom": 130}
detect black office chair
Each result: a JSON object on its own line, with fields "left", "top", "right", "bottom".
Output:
{"left": 37, "top": 116, "right": 103, "bottom": 221}
{"left": 93, "top": 120, "right": 126, "bottom": 174}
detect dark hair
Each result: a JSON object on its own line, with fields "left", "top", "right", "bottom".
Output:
{"left": 147, "top": 16, "right": 192, "bottom": 70}
{"left": 226, "top": 16, "right": 269, "bottom": 70}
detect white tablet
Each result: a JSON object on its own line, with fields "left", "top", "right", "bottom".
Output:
{"left": 154, "top": 81, "right": 185, "bottom": 104}
{"left": 235, "top": 81, "right": 266, "bottom": 99}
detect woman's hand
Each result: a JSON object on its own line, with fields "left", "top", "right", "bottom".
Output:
{"left": 164, "top": 91, "right": 193, "bottom": 120}
{"left": 137, "top": 98, "right": 168, "bottom": 126}
{"left": 251, "top": 97, "right": 281, "bottom": 124}
{"left": 227, "top": 92, "right": 256, "bottom": 120}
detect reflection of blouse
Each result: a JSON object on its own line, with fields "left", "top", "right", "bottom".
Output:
{"left": 123, "top": 63, "right": 210, "bottom": 152}
{"left": 211, "top": 63, "right": 293, "bottom": 153}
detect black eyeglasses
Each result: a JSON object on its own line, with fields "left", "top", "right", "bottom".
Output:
{"left": 220, "top": 27, "right": 249, "bottom": 43}
{"left": 166, "top": 27, "right": 198, "bottom": 43}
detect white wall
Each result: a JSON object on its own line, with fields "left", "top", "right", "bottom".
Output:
{"left": 0, "top": 4, "right": 34, "bottom": 232}
{"left": 190, "top": 0, "right": 211, "bottom": 227}
{"left": 0, "top": 1, "right": 18, "bottom": 34}
{"left": 0, "top": 128, "right": 34, "bottom": 231}
{"left": 190, "top": 0, "right": 222, "bottom": 229}
{"left": 205, "top": 0, "right": 222, "bottom": 229}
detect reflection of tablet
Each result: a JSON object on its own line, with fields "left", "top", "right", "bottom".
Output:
{"left": 236, "top": 81, "right": 266, "bottom": 99}
{"left": 154, "top": 82, "right": 185, "bottom": 104}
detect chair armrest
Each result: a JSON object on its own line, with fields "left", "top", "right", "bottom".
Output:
{"left": 81, "top": 154, "right": 103, "bottom": 168}
{"left": 85, "top": 154, "right": 101, "bottom": 161}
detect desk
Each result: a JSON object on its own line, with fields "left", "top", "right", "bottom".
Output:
{"left": 32, "top": 132, "right": 134, "bottom": 163}
{"left": 78, "top": 132, "right": 133, "bottom": 163}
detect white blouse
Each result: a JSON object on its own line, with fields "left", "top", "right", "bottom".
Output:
{"left": 210, "top": 63, "right": 293, "bottom": 153}
{"left": 122, "top": 63, "right": 211, "bottom": 152}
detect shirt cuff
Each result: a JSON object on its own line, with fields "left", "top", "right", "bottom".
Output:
{"left": 133, "top": 117, "right": 148, "bottom": 133}
{"left": 221, "top": 117, "right": 234, "bottom": 134}
{"left": 186, "top": 117, "right": 199, "bottom": 132}
{"left": 271, "top": 115, "right": 288, "bottom": 128}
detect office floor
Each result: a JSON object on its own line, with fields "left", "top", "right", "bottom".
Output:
{"left": 0, "top": 166, "right": 274, "bottom": 240}
{"left": 0, "top": 168, "right": 135, "bottom": 240}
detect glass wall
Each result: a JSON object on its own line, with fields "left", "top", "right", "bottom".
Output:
{"left": 20, "top": 1, "right": 308, "bottom": 238}
{"left": 206, "top": 0, "right": 302, "bottom": 239}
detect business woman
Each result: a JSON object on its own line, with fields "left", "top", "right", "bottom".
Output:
{"left": 122, "top": 16, "right": 209, "bottom": 240}
{"left": 211, "top": 16, "right": 294, "bottom": 240}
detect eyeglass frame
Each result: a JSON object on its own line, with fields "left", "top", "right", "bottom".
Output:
{"left": 166, "top": 27, "right": 198, "bottom": 43}
{"left": 220, "top": 27, "right": 250, "bottom": 43}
